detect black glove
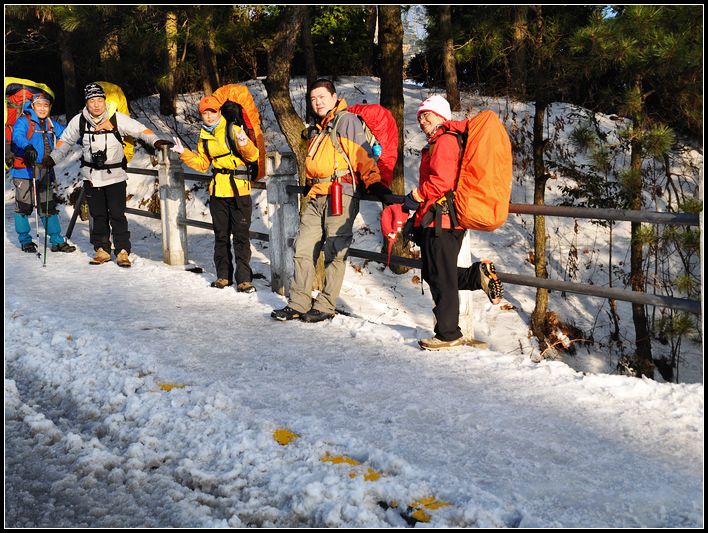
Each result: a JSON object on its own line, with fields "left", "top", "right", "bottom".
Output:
{"left": 301, "top": 123, "right": 318, "bottom": 140}
{"left": 5, "top": 151, "right": 15, "bottom": 168}
{"left": 403, "top": 192, "right": 421, "bottom": 213}
{"left": 36, "top": 169, "right": 52, "bottom": 189}
{"left": 42, "top": 155, "right": 56, "bottom": 169}
{"left": 367, "top": 182, "right": 396, "bottom": 206}
{"left": 23, "top": 146, "right": 38, "bottom": 167}
{"left": 154, "top": 139, "right": 174, "bottom": 150}
{"left": 220, "top": 101, "right": 241, "bottom": 124}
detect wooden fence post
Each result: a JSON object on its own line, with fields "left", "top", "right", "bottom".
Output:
{"left": 266, "top": 151, "right": 300, "bottom": 296}
{"left": 157, "top": 146, "right": 188, "bottom": 266}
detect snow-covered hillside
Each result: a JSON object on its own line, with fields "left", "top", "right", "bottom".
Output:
{"left": 4, "top": 77, "right": 703, "bottom": 527}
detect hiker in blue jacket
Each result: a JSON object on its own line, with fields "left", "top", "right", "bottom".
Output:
{"left": 10, "top": 92, "right": 76, "bottom": 254}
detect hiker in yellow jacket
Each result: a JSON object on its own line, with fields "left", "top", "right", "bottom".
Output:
{"left": 171, "top": 95, "right": 259, "bottom": 292}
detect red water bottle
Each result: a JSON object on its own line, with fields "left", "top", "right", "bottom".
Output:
{"left": 329, "top": 179, "right": 343, "bottom": 216}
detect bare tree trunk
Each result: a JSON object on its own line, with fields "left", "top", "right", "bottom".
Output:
{"left": 629, "top": 140, "right": 654, "bottom": 376}
{"left": 99, "top": 30, "right": 121, "bottom": 81}
{"left": 55, "top": 26, "right": 80, "bottom": 118}
{"left": 621, "top": 77, "right": 654, "bottom": 378}
{"left": 205, "top": 10, "right": 221, "bottom": 88}
{"left": 159, "top": 9, "right": 178, "bottom": 116}
{"left": 264, "top": 6, "right": 308, "bottom": 179}
{"left": 301, "top": 6, "right": 318, "bottom": 123}
{"left": 379, "top": 5, "right": 404, "bottom": 192}
{"left": 439, "top": 6, "right": 460, "bottom": 112}
{"left": 196, "top": 40, "right": 213, "bottom": 95}
{"left": 379, "top": 5, "right": 411, "bottom": 272}
{"left": 530, "top": 99, "right": 550, "bottom": 345}
{"left": 511, "top": 6, "right": 528, "bottom": 97}
{"left": 366, "top": 6, "right": 378, "bottom": 75}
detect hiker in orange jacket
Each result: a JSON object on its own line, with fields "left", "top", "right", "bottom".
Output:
{"left": 405, "top": 95, "right": 503, "bottom": 351}
{"left": 271, "top": 78, "right": 392, "bottom": 323}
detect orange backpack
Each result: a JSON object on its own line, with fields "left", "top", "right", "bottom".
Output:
{"left": 444, "top": 110, "right": 512, "bottom": 231}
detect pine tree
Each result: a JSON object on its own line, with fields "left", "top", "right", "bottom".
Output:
{"left": 570, "top": 5, "right": 701, "bottom": 377}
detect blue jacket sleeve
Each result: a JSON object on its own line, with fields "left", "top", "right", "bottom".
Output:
{"left": 11, "top": 116, "right": 31, "bottom": 151}
{"left": 51, "top": 119, "right": 66, "bottom": 149}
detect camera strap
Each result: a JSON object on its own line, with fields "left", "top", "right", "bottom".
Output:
{"left": 80, "top": 115, "right": 127, "bottom": 173}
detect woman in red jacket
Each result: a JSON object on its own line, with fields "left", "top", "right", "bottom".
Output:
{"left": 404, "top": 95, "right": 503, "bottom": 351}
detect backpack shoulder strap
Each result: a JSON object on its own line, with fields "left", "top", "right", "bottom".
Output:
{"left": 224, "top": 121, "right": 259, "bottom": 180}
{"left": 25, "top": 115, "right": 36, "bottom": 140}
{"left": 79, "top": 114, "right": 123, "bottom": 145}
{"left": 328, "top": 111, "right": 356, "bottom": 177}
{"left": 110, "top": 113, "right": 123, "bottom": 145}
{"left": 225, "top": 121, "right": 241, "bottom": 159}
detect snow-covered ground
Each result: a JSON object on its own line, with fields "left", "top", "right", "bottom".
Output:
{"left": 5, "top": 77, "right": 703, "bottom": 527}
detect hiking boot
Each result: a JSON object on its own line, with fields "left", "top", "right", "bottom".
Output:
{"left": 271, "top": 306, "right": 302, "bottom": 321}
{"left": 300, "top": 309, "right": 335, "bottom": 323}
{"left": 116, "top": 249, "right": 132, "bottom": 268}
{"left": 210, "top": 278, "right": 232, "bottom": 289}
{"left": 21, "top": 242, "right": 38, "bottom": 253}
{"left": 89, "top": 247, "right": 112, "bottom": 265}
{"left": 479, "top": 259, "right": 503, "bottom": 304}
{"left": 51, "top": 242, "right": 76, "bottom": 253}
{"left": 236, "top": 281, "right": 256, "bottom": 293}
{"left": 418, "top": 336, "right": 464, "bottom": 351}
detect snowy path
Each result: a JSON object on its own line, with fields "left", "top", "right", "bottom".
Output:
{"left": 4, "top": 212, "right": 703, "bottom": 527}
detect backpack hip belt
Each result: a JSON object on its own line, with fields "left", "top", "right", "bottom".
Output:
{"left": 420, "top": 191, "right": 459, "bottom": 236}
{"left": 210, "top": 166, "right": 251, "bottom": 197}
{"left": 212, "top": 166, "right": 250, "bottom": 178}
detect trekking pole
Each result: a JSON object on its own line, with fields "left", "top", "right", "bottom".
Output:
{"left": 32, "top": 165, "right": 40, "bottom": 240}
{"left": 65, "top": 181, "right": 85, "bottom": 240}
{"left": 31, "top": 165, "right": 42, "bottom": 259}
{"left": 43, "top": 168, "right": 50, "bottom": 267}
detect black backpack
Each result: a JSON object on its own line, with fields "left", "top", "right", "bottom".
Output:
{"left": 220, "top": 100, "right": 259, "bottom": 181}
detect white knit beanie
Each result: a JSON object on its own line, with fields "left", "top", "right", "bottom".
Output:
{"left": 417, "top": 95, "right": 452, "bottom": 121}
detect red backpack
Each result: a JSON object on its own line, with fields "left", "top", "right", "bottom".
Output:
{"left": 5, "top": 78, "right": 55, "bottom": 169}
{"left": 332, "top": 103, "right": 399, "bottom": 188}
{"left": 444, "top": 110, "right": 513, "bottom": 231}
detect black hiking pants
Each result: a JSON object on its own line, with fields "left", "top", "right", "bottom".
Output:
{"left": 85, "top": 180, "right": 130, "bottom": 254}
{"left": 209, "top": 194, "right": 253, "bottom": 284}
{"left": 420, "top": 227, "right": 483, "bottom": 341}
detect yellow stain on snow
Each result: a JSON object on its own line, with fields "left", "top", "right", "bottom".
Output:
{"left": 158, "top": 383, "right": 186, "bottom": 392}
{"left": 408, "top": 496, "right": 452, "bottom": 523}
{"left": 320, "top": 453, "right": 361, "bottom": 466}
{"left": 273, "top": 428, "right": 300, "bottom": 446}
{"left": 320, "top": 454, "right": 382, "bottom": 482}
{"left": 363, "top": 467, "right": 381, "bottom": 481}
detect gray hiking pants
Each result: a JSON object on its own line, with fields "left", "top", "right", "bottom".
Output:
{"left": 289, "top": 193, "right": 359, "bottom": 315}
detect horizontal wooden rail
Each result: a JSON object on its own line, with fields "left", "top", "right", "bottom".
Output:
{"left": 121, "top": 165, "right": 700, "bottom": 314}
{"left": 508, "top": 203, "right": 699, "bottom": 226}
{"left": 345, "top": 247, "right": 700, "bottom": 314}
